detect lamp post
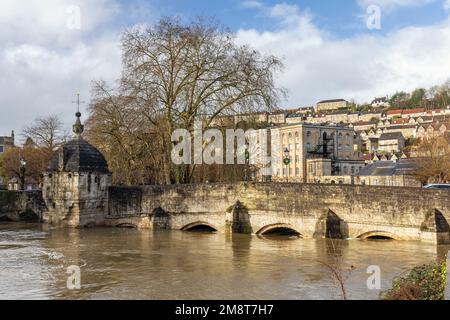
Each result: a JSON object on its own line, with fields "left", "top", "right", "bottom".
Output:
{"left": 20, "top": 158, "right": 27, "bottom": 191}
{"left": 283, "top": 148, "right": 290, "bottom": 183}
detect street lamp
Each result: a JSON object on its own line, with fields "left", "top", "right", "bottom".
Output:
{"left": 20, "top": 158, "right": 27, "bottom": 191}
{"left": 283, "top": 147, "right": 290, "bottom": 183}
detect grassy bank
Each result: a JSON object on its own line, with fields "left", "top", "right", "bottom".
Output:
{"left": 382, "top": 261, "right": 447, "bottom": 300}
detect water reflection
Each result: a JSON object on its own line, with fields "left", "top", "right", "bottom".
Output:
{"left": 0, "top": 223, "right": 444, "bottom": 300}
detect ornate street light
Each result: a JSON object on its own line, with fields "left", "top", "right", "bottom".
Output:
{"left": 283, "top": 147, "right": 290, "bottom": 183}
{"left": 20, "top": 158, "right": 27, "bottom": 191}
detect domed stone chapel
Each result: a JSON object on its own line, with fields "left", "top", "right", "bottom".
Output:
{"left": 42, "top": 112, "right": 112, "bottom": 227}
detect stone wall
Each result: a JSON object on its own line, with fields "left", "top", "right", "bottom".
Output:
{"left": 107, "top": 183, "right": 450, "bottom": 244}
{"left": 0, "top": 191, "right": 46, "bottom": 222}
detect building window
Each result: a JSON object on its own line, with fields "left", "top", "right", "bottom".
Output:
{"left": 306, "top": 142, "right": 311, "bottom": 151}
{"left": 306, "top": 131, "right": 311, "bottom": 138}
{"left": 296, "top": 168, "right": 300, "bottom": 175}
{"left": 343, "top": 166, "right": 348, "bottom": 175}
{"left": 351, "top": 166, "right": 355, "bottom": 174}
{"left": 0, "top": 146, "right": 3, "bottom": 153}
{"left": 345, "top": 144, "right": 350, "bottom": 153}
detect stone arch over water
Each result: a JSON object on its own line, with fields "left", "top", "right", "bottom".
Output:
{"left": 357, "top": 231, "right": 401, "bottom": 240}
{"left": 181, "top": 222, "right": 218, "bottom": 232}
{"left": 116, "top": 223, "right": 137, "bottom": 228}
{"left": 256, "top": 223, "right": 302, "bottom": 237}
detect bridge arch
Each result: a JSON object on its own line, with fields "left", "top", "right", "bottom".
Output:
{"left": 181, "top": 222, "right": 218, "bottom": 232}
{"left": 357, "top": 231, "right": 401, "bottom": 240}
{"left": 116, "top": 223, "right": 137, "bottom": 228}
{"left": 256, "top": 224, "right": 302, "bottom": 237}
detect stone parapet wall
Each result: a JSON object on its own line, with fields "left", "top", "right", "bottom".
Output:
{"left": 0, "top": 191, "right": 46, "bottom": 222}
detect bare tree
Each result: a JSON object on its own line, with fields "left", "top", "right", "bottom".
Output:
{"left": 412, "top": 135, "right": 450, "bottom": 184}
{"left": 87, "top": 17, "right": 284, "bottom": 185}
{"left": 318, "top": 239, "right": 356, "bottom": 300}
{"left": 0, "top": 146, "right": 49, "bottom": 189}
{"left": 22, "top": 115, "right": 68, "bottom": 152}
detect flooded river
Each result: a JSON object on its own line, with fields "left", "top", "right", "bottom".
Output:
{"left": 0, "top": 223, "right": 448, "bottom": 300}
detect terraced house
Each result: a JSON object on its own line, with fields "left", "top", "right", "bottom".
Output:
{"left": 0, "top": 131, "right": 15, "bottom": 187}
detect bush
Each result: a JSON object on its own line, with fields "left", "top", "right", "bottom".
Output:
{"left": 382, "top": 262, "right": 446, "bottom": 300}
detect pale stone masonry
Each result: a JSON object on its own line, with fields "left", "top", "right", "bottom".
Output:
{"left": 105, "top": 183, "right": 450, "bottom": 245}
{"left": 316, "top": 99, "right": 349, "bottom": 112}
{"left": 42, "top": 112, "right": 112, "bottom": 227}
{"left": 268, "top": 123, "right": 364, "bottom": 183}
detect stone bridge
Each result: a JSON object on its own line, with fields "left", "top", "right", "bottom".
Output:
{"left": 105, "top": 183, "right": 450, "bottom": 245}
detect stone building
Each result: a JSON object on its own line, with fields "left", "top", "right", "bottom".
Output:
{"left": 371, "top": 96, "right": 390, "bottom": 108}
{"left": 0, "top": 131, "right": 14, "bottom": 155}
{"left": 42, "top": 112, "right": 112, "bottom": 227}
{"left": 378, "top": 132, "right": 405, "bottom": 153}
{"left": 316, "top": 99, "right": 349, "bottom": 112}
{"left": 269, "top": 123, "right": 365, "bottom": 183}
{"left": 0, "top": 131, "right": 15, "bottom": 187}
{"left": 354, "top": 159, "right": 421, "bottom": 187}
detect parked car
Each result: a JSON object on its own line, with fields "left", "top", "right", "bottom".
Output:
{"left": 423, "top": 184, "right": 450, "bottom": 190}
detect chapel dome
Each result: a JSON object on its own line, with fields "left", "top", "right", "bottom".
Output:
{"left": 47, "top": 112, "right": 109, "bottom": 173}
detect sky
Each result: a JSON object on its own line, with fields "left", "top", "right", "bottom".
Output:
{"left": 1, "top": 0, "right": 450, "bottom": 137}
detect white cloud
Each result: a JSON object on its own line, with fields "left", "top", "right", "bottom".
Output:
{"left": 0, "top": 0, "right": 127, "bottom": 137}
{"left": 236, "top": 3, "right": 450, "bottom": 108}
{"left": 444, "top": 0, "right": 450, "bottom": 10}
{"left": 241, "top": 1, "right": 264, "bottom": 9}
{"left": 1, "top": 1, "right": 450, "bottom": 138}
{"left": 357, "top": 0, "right": 436, "bottom": 12}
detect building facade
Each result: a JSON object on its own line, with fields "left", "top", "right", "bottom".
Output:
{"left": 268, "top": 123, "right": 364, "bottom": 183}
{"left": 0, "top": 131, "right": 14, "bottom": 155}
{"left": 316, "top": 99, "right": 349, "bottom": 112}
{"left": 378, "top": 132, "right": 405, "bottom": 153}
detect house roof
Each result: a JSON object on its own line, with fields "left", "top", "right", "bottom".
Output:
{"left": 386, "top": 125, "right": 418, "bottom": 130}
{"left": 402, "top": 108, "right": 426, "bottom": 115}
{"left": 387, "top": 109, "right": 403, "bottom": 115}
{"left": 379, "top": 132, "right": 404, "bottom": 141}
{"left": 357, "top": 159, "right": 416, "bottom": 177}
{"left": 48, "top": 138, "right": 110, "bottom": 173}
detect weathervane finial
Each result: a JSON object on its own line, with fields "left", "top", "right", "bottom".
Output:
{"left": 72, "top": 93, "right": 85, "bottom": 137}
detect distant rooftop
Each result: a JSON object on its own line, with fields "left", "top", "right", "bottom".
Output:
{"left": 379, "top": 132, "right": 404, "bottom": 141}
{"left": 317, "top": 99, "right": 347, "bottom": 104}
{"left": 357, "top": 159, "right": 417, "bottom": 177}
